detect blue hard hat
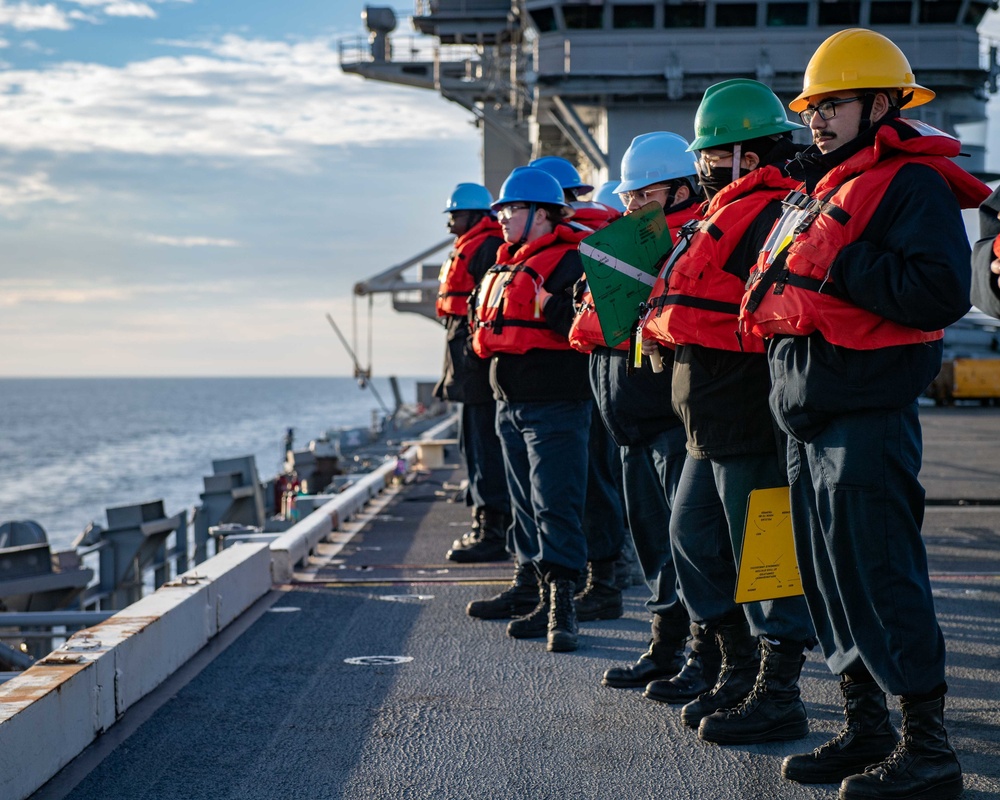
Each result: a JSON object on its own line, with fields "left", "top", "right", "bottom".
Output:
{"left": 594, "top": 181, "right": 626, "bottom": 212}
{"left": 491, "top": 167, "right": 569, "bottom": 210}
{"left": 614, "top": 132, "right": 698, "bottom": 194}
{"left": 527, "top": 155, "right": 594, "bottom": 194}
{"left": 443, "top": 182, "right": 494, "bottom": 213}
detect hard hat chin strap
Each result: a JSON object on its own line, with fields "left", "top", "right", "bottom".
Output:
{"left": 518, "top": 202, "right": 538, "bottom": 245}
{"left": 662, "top": 182, "right": 677, "bottom": 211}
{"left": 730, "top": 143, "right": 742, "bottom": 184}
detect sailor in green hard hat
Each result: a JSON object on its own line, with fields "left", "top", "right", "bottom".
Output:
{"left": 687, "top": 77, "right": 804, "bottom": 199}
{"left": 640, "top": 78, "right": 817, "bottom": 745}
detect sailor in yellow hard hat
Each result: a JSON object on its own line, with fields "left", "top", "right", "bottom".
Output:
{"left": 789, "top": 26, "right": 935, "bottom": 148}
{"left": 740, "top": 28, "right": 991, "bottom": 800}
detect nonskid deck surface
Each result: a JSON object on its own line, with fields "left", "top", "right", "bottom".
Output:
{"left": 35, "top": 409, "right": 1000, "bottom": 800}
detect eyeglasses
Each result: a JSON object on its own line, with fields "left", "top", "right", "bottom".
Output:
{"left": 696, "top": 151, "right": 733, "bottom": 171}
{"left": 497, "top": 203, "right": 530, "bottom": 221}
{"left": 798, "top": 96, "right": 863, "bottom": 125}
{"left": 618, "top": 185, "right": 670, "bottom": 205}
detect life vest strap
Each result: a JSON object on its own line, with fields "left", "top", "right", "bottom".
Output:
{"left": 782, "top": 272, "right": 847, "bottom": 300}
{"left": 658, "top": 294, "right": 741, "bottom": 316}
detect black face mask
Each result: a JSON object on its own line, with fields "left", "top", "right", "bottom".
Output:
{"left": 697, "top": 165, "right": 752, "bottom": 200}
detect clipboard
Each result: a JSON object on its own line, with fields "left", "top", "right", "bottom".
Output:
{"left": 734, "top": 486, "right": 804, "bottom": 603}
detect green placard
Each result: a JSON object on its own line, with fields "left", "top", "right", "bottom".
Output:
{"left": 578, "top": 203, "right": 673, "bottom": 348}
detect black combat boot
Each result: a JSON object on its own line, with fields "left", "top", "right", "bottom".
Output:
{"left": 449, "top": 507, "right": 482, "bottom": 549}
{"left": 783, "top": 676, "right": 899, "bottom": 784}
{"left": 698, "top": 638, "right": 809, "bottom": 744}
{"left": 447, "top": 508, "right": 510, "bottom": 563}
{"left": 466, "top": 562, "right": 538, "bottom": 619}
{"left": 506, "top": 579, "right": 550, "bottom": 639}
{"left": 839, "top": 695, "right": 962, "bottom": 800}
{"left": 680, "top": 618, "right": 759, "bottom": 729}
{"left": 643, "top": 622, "right": 718, "bottom": 703}
{"left": 575, "top": 559, "right": 623, "bottom": 621}
{"left": 547, "top": 578, "right": 579, "bottom": 652}
{"left": 603, "top": 613, "right": 687, "bottom": 689}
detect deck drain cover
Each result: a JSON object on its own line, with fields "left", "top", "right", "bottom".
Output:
{"left": 344, "top": 655, "right": 413, "bottom": 666}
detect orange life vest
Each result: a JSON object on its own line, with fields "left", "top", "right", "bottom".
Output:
{"left": 642, "top": 166, "right": 798, "bottom": 354}
{"left": 471, "top": 225, "right": 587, "bottom": 359}
{"left": 570, "top": 202, "right": 621, "bottom": 233}
{"left": 569, "top": 204, "right": 701, "bottom": 353}
{"left": 740, "top": 119, "right": 990, "bottom": 349}
{"left": 436, "top": 216, "right": 503, "bottom": 317}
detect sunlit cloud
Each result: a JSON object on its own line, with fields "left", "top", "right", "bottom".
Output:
{"left": 0, "top": 34, "right": 475, "bottom": 162}
{"left": 65, "top": 0, "right": 188, "bottom": 15}
{"left": 103, "top": 2, "right": 156, "bottom": 18}
{"left": 0, "top": 277, "right": 234, "bottom": 306}
{"left": 142, "top": 233, "right": 240, "bottom": 247}
{"left": 0, "top": 2, "right": 72, "bottom": 30}
{"left": 0, "top": 279, "right": 135, "bottom": 306}
{"left": 0, "top": 170, "right": 76, "bottom": 206}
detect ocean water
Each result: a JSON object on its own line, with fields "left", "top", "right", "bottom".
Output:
{"left": 0, "top": 377, "right": 431, "bottom": 552}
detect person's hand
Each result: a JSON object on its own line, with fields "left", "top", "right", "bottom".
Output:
{"left": 640, "top": 337, "right": 664, "bottom": 371}
{"left": 993, "top": 229, "right": 1000, "bottom": 291}
{"left": 536, "top": 286, "right": 553, "bottom": 313}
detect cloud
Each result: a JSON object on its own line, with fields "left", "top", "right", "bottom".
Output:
{"left": 0, "top": 34, "right": 476, "bottom": 162}
{"left": 142, "top": 233, "right": 240, "bottom": 247}
{"left": 0, "top": 277, "right": 235, "bottom": 307}
{"left": 103, "top": 2, "right": 156, "bottom": 18}
{"left": 65, "top": 0, "right": 187, "bottom": 15}
{"left": 0, "top": 2, "right": 72, "bottom": 30}
{"left": 0, "top": 288, "right": 442, "bottom": 377}
{"left": 0, "top": 169, "right": 76, "bottom": 206}
{"left": 0, "top": 278, "right": 136, "bottom": 306}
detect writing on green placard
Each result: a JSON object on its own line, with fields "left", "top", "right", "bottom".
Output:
{"left": 578, "top": 203, "right": 673, "bottom": 348}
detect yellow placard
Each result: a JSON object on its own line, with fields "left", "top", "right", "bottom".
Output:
{"left": 734, "top": 486, "right": 804, "bottom": 603}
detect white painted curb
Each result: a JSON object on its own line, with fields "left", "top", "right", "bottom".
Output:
{"left": 0, "top": 412, "right": 459, "bottom": 800}
{"left": 269, "top": 415, "right": 459, "bottom": 583}
{"left": 0, "top": 542, "right": 272, "bottom": 800}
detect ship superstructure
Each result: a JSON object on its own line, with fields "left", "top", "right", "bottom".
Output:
{"left": 342, "top": 0, "right": 999, "bottom": 195}
{"left": 340, "top": 1, "right": 999, "bottom": 318}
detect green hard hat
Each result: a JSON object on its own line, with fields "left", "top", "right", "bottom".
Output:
{"left": 688, "top": 79, "right": 804, "bottom": 152}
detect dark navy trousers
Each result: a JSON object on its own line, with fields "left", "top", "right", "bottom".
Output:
{"left": 787, "top": 403, "right": 946, "bottom": 696}
{"left": 496, "top": 399, "right": 590, "bottom": 578}
{"left": 460, "top": 400, "right": 510, "bottom": 512}
{"left": 583, "top": 403, "right": 629, "bottom": 562}
{"left": 620, "top": 426, "right": 686, "bottom": 615}
{"left": 671, "top": 452, "right": 815, "bottom": 643}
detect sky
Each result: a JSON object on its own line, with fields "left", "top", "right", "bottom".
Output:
{"left": 0, "top": 1, "right": 482, "bottom": 378}
{"left": 0, "top": 3, "right": 998, "bottom": 378}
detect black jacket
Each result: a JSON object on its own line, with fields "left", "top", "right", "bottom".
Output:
{"left": 433, "top": 232, "right": 504, "bottom": 405}
{"left": 671, "top": 189, "right": 788, "bottom": 459}
{"left": 768, "top": 119, "right": 971, "bottom": 442}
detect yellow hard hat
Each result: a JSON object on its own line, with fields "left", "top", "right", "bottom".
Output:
{"left": 790, "top": 28, "right": 935, "bottom": 112}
